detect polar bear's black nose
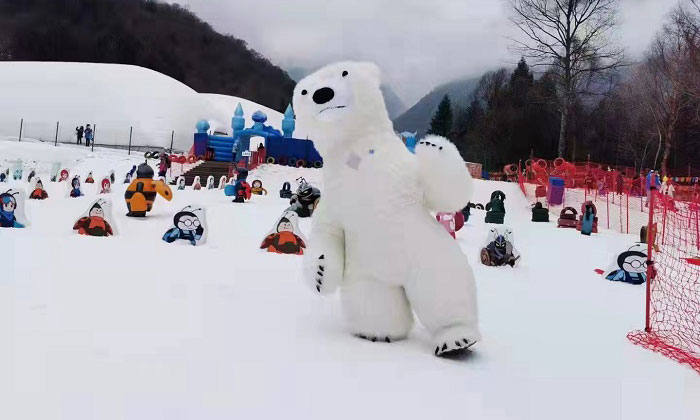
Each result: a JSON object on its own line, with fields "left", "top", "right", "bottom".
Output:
{"left": 312, "top": 87, "right": 335, "bottom": 105}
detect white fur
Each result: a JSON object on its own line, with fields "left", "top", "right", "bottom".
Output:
{"left": 294, "top": 62, "right": 480, "bottom": 354}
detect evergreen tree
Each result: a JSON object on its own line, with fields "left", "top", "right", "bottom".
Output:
{"left": 428, "top": 94, "right": 454, "bottom": 137}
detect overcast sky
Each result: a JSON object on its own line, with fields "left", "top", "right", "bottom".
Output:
{"left": 170, "top": 0, "right": 678, "bottom": 106}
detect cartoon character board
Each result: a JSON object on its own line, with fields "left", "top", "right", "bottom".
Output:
{"left": 73, "top": 198, "right": 117, "bottom": 237}
{"left": 162, "top": 205, "right": 207, "bottom": 246}
{"left": 0, "top": 189, "right": 28, "bottom": 228}
{"left": 260, "top": 210, "right": 307, "bottom": 255}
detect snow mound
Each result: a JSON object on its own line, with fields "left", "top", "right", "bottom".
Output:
{"left": 0, "top": 62, "right": 295, "bottom": 151}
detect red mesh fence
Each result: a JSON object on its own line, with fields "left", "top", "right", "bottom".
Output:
{"left": 513, "top": 158, "right": 700, "bottom": 373}
{"left": 627, "top": 192, "right": 700, "bottom": 374}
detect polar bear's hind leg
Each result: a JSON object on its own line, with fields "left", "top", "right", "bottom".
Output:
{"left": 341, "top": 276, "right": 414, "bottom": 342}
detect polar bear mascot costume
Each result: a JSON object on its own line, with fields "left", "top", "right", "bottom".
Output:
{"left": 293, "top": 62, "right": 480, "bottom": 356}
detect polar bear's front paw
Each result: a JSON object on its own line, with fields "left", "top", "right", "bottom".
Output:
{"left": 314, "top": 255, "right": 326, "bottom": 293}
{"left": 304, "top": 251, "right": 343, "bottom": 295}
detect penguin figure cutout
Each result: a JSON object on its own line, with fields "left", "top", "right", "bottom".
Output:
{"left": 206, "top": 176, "right": 215, "bottom": 190}
{"left": 260, "top": 210, "right": 307, "bottom": 255}
{"left": 0, "top": 172, "right": 6, "bottom": 183}
{"left": 218, "top": 176, "right": 227, "bottom": 190}
{"left": 29, "top": 178, "right": 49, "bottom": 200}
{"left": 603, "top": 244, "right": 648, "bottom": 285}
{"left": 100, "top": 177, "right": 111, "bottom": 194}
{"left": 192, "top": 176, "right": 202, "bottom": 190}
{"left": 85, "top": 171, "right": 95, "bottom": 183}
{"left": 0, "top": 189, "right": 28, "bottom": 228}
{"left": 177, "top": 176, "right": 186, "bottom": 190}
{"left": 581, "top": 203, "right": 595, "bottom": 236}
{"left": 27, "top": 170, "right": 36, "bottom": 183}
{"left": 73, "top": 198, "right": 117, "bottom": 237}
{"left": 251, "top": 180, "right": 268, "bottom": 195}
{"left": 162, "top": 206, "right": 207, "bottom": 246}
{"left": 68, "top": 176, "right": 83, "bottom": 198}
{"left": 109, "top": 170, "right": 115, "bottom": 184}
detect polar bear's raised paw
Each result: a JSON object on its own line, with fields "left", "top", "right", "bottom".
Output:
{"left": 415, "top": 135, "right": 473, "bottom": 212}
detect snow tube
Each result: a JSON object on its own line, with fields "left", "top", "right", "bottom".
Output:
{"left": 313, "top": 161, "right": 323, "bottom": 168}
{"left": 278, "top": 157, "right": 287, "bottom": 165}
{"left": 288, "top": 158, "right": 297, "bottom": 167}
{"left": 144, "top": 151, "right": 152, "bottom": 159}
{"left": 553, "top": 157, "right": 566, "bottom": 168}
{"left": 187, "top": 155, "right": 196, "bottom": 164}
{"left": 177, "top": 156, "right": 187, "bottom": 164}
{"left": 224, "top": 184, "right": 236, "bottom": 197}
{"left": 296, "top": 159, "right": 306, "bottom": 168}
{"left": 197, "top": 155, "right": 205, "bottom": 161}
{"left": 266, "top": 157, "right": 275, "bottom": 164}
{"left": 169, "top": 154, "right": 178, "bottom": 162}
{"left": 151, "top": 151, "right": 160, "bottom": 160}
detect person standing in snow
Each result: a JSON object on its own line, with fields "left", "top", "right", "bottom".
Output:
{"left": 76, "top": 126, "right": 84, "bottom": 145}
{"left": 645, "top": 170, "right": 661, "bottom": 206}
{"left": 158, "top": 154, "right": 170, "bottom": 178}
{"left": 84, "top": 124, "right": 94, "bottom": 147}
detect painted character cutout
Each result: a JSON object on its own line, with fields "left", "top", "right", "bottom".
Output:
{"left": 162, "top": 207, "right": 206, "bottom": 246}
{"left": 605, "top": 245, "right": 648, "bottom": 285}
{"left": 192, "top": 176, "right": 202, "bottom": 190}
{"left": 0, "top": 190, "right": 25, "bottom": 228}
{"left": 260, "top": 212, "right": 307, "bottom": 255}
{"left": 251, "top": 180, "right": 268, "bottom": 195}
{"left": 73, "top": 201, "right": 114, "bottom": 237}
{"left": 59, "top": 169, "right": 69, "bottom": 182}
{"left": 177, "top": 176, "right": 186, "bottom": 190}
{"left": 100, "top": 178, "right": 111, "bottom": 194}
{"left": 29, "top": 179, "right": 49, "bottom": 200}
{"left": 69, "top": 176, "right": 82, "bottom": 198}
{"left": 85, "top": 172, "right": 95, "bottom": 183}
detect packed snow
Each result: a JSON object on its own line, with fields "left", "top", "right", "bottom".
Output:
{"left": 0, "top": 139, "right": 698, "bottom": 420}
{"left": 0, "top": 62, "right": 300, "bottom": 151}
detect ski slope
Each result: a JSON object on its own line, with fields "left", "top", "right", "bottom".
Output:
{"left": 0, "top": 62, "right": 297, "bottom": 151}
{"left": 0, "top": 140, "right": 698, "bottom": 420}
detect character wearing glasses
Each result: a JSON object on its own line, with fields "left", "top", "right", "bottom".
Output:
{"left": 605, "top": 244, "right": 648, "bottom": 285}
{"left": 163, "top": 206, "right": 205, "bottom": 246}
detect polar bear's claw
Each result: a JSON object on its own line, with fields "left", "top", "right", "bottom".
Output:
{"left": 435, "top": 338, "right": 477, "bottom": 357}
{"left": 356, "top": 333, "right": 393, "bottom": 343}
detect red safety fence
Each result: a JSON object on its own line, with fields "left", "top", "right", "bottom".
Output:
{"left": 515, "top": 158, "right": 700, "bottom": 373}
{"left": 517, "top": 158, "right": 700, "bottom": 236}
{"left": 627, "top": 191, "right": 700, "bottom": 374}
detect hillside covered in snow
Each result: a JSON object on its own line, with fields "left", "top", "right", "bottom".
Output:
{"left": 0, "top": 62, "right": 304, "bottom": 152}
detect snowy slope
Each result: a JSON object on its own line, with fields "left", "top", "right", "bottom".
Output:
{"left": 0, "top": 140, "right": 698, "bottom": 420}
{"left": 0, "top": 62, "right": 293, "bottom": 151}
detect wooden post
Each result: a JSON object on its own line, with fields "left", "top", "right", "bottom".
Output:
{"left": 170, "top": 130, "right": 174, "bottom": 153}
{"left": 18, "top": 118, "right": 23, "bottom": 142}
{"left": 128, "top": 126, "right": 133, "bottom": 155}
{"left": 54, "top": 121, "right": 59, "bottom": 146}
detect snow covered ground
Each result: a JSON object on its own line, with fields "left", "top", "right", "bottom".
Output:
{"left": 0, "top": 62, "right": 302, "bottom": 151}
{"left": 0, "top": 139, "right": 698, "bottom": 420}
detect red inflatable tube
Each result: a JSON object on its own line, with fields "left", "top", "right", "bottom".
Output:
{"left": 187, "top": 155, "right": 196, "bottom": 164}
{"left": 296, "top": 159, "right": 306, "bottom": 168}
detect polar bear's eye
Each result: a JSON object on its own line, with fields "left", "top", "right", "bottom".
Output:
{"left": 301, "top": 89, "right": 307, "bottom": 96}
{"left": 342, "top": 71, "right": 348, "bottom": 77}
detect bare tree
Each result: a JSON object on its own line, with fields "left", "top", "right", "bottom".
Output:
{"left": 507, "top": 0, "right": 625, "bottom": 158}
{"left": 635, "top": 5, "right": 698, "bottom": 175}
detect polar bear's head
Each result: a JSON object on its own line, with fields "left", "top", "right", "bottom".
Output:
{"left": 293, "top": 61, "right": 390, "bottom": 156}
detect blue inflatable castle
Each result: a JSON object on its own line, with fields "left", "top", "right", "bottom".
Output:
{"left": 194, "top": 104, "right": 323, "bottom": 168}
